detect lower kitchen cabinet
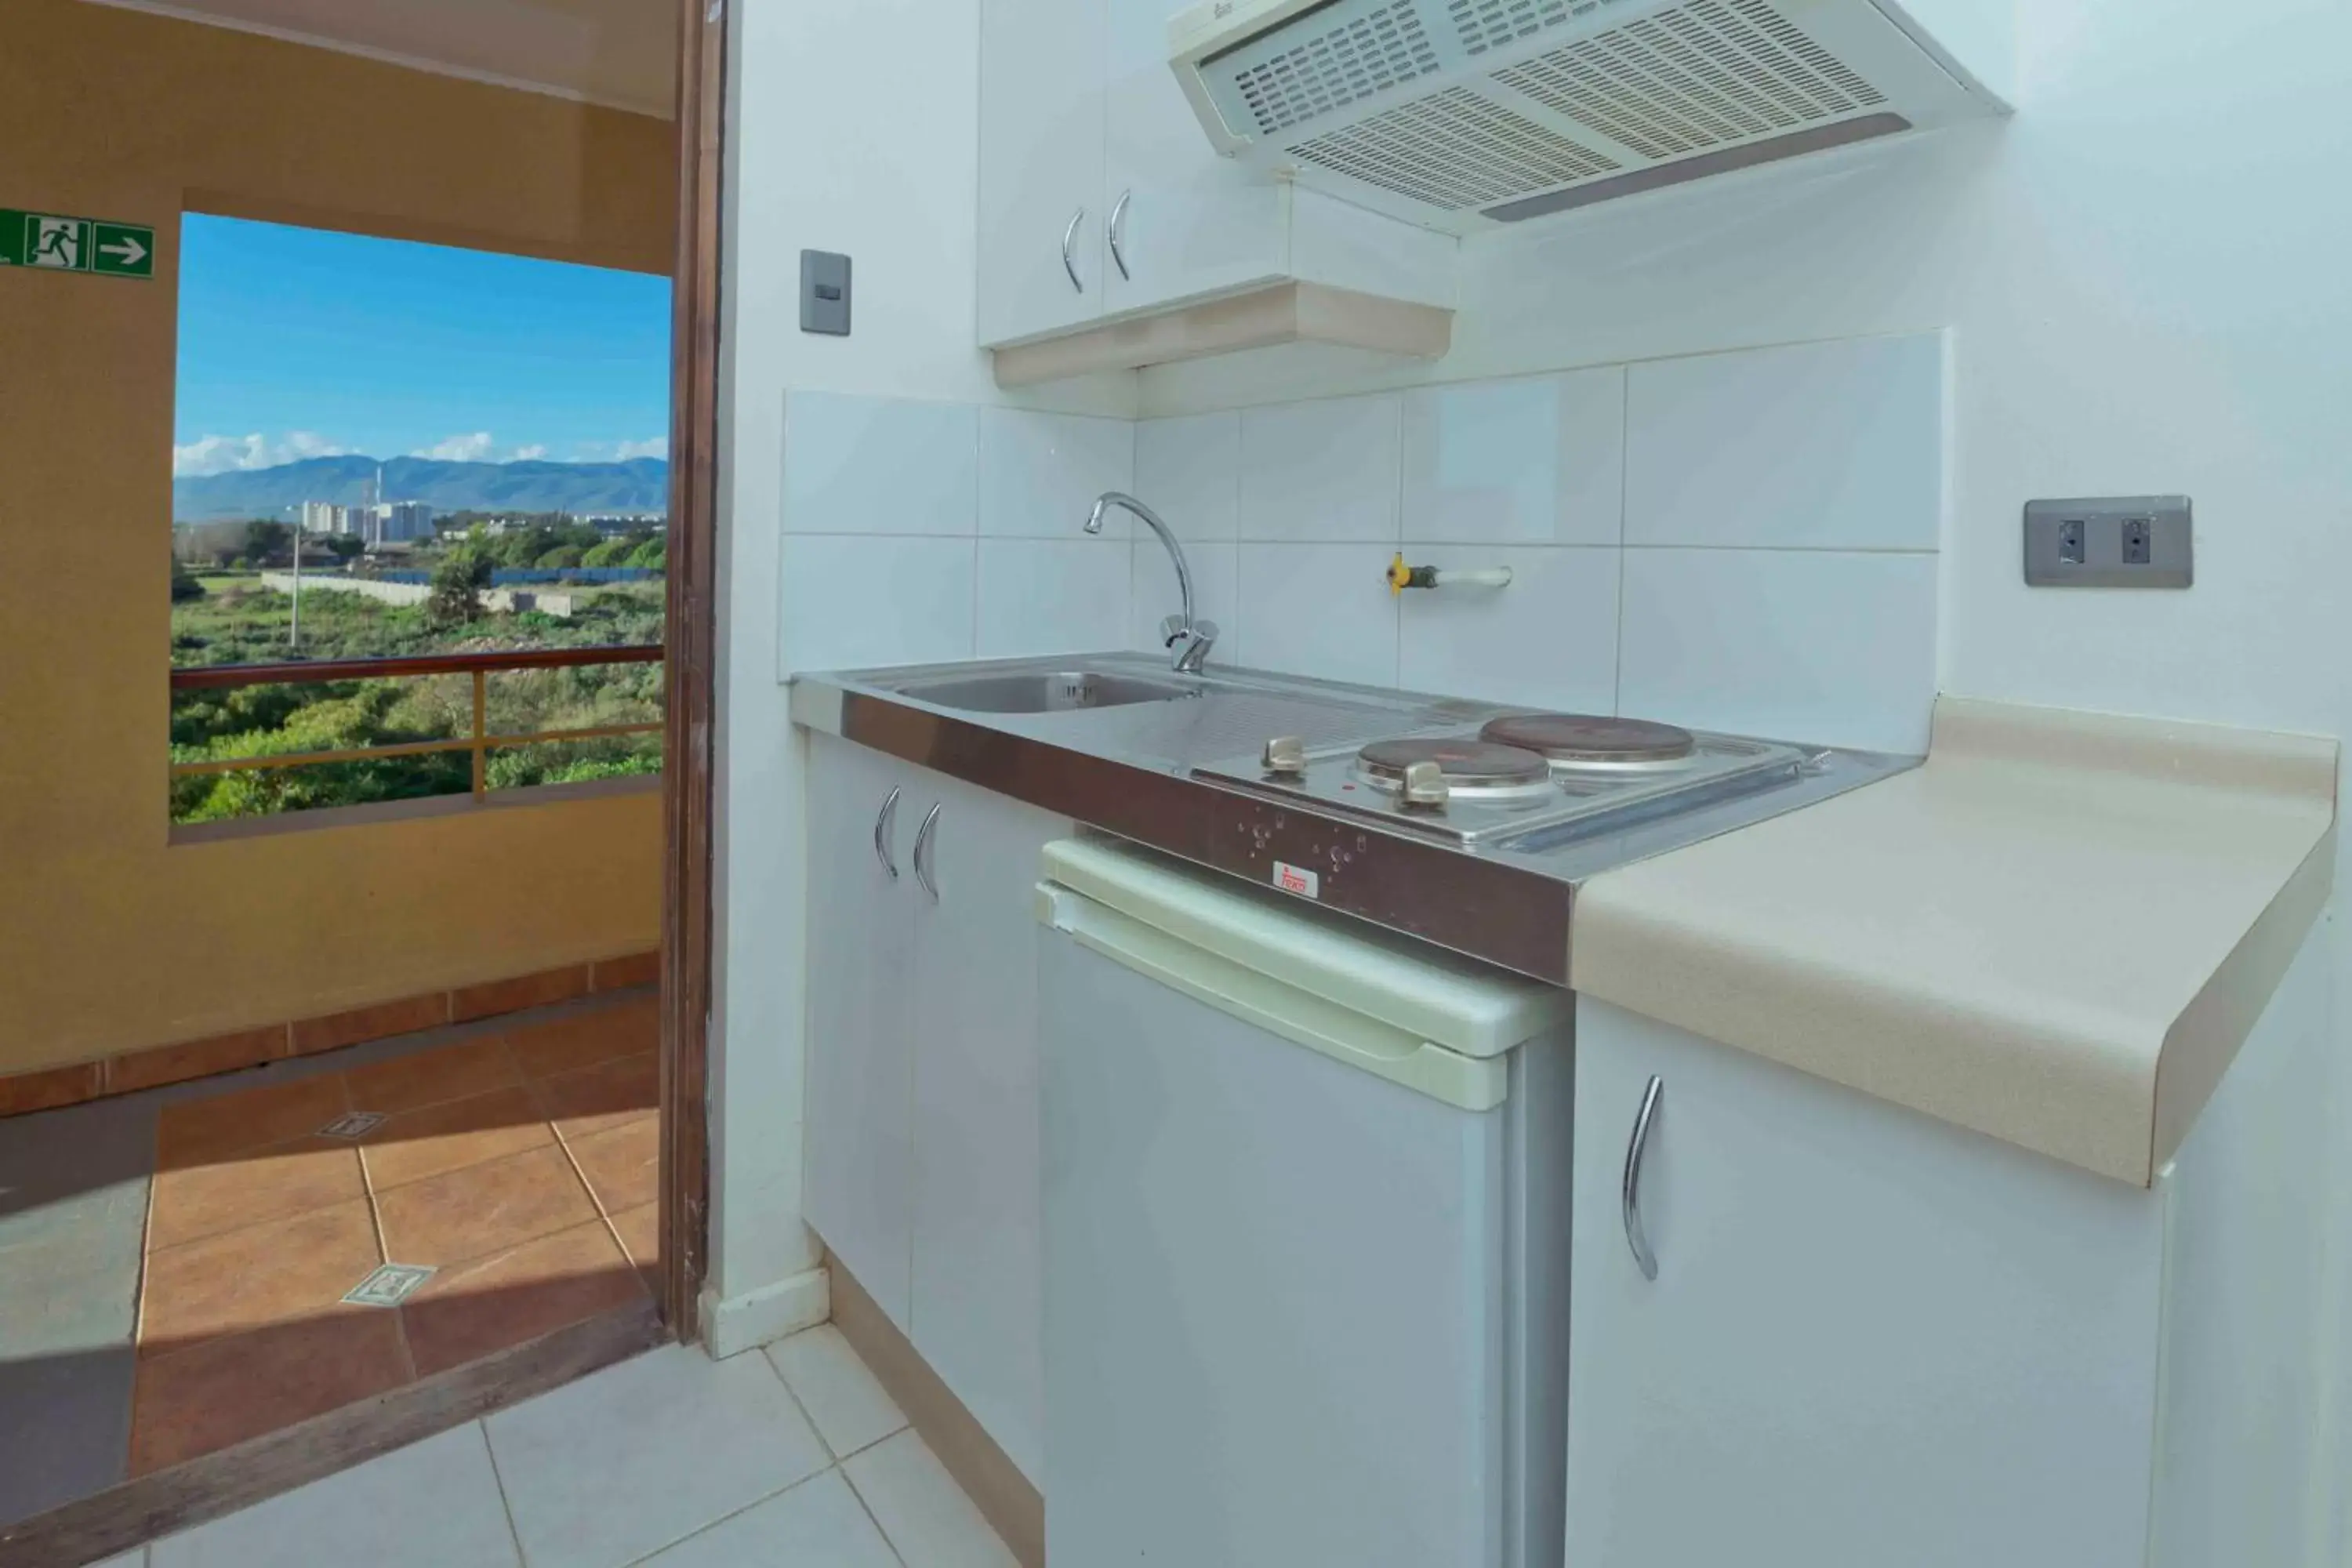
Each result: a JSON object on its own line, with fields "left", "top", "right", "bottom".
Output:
{"left": 1569, "top": 998, "right": 2168, "bottom": 1568}
{"left": 803, "top": 732, "right": 1066, "bottom": 1484}
{"left": 1567, "top": 984, "right": 2345, "bottom": 1568}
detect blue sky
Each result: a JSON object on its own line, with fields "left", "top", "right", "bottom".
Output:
{"left": 173, "top": 215, "right": 672, "bottom": 477}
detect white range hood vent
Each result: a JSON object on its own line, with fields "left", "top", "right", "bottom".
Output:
{"left": 1170, "top": 0, "right": 2009, "bottom": 234}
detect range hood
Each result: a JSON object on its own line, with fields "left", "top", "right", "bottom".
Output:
{"left": 1168, "top": 0, "right": 2010, "bottom": 234}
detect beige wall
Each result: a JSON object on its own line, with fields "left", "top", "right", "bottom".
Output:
{"left": 0, "top": 0, "right": 675, "bottom": 1073}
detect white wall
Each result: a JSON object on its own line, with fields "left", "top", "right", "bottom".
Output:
{"left": 710, "top": 0, "right": 1129, "bottom": 1332}
{"left": 1135, "top": 1, "right": 2352, "bottom": 1555}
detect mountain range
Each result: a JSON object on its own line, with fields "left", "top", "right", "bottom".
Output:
{"left": 172, "top": 455, "right": 670, "bottom": 522}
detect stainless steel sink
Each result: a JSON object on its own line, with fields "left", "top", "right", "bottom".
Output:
{"left": 891, "top": 668, "right": 1199, "bottom": 714}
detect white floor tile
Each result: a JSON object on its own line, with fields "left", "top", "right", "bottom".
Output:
{"left": 484, "top": 1344, "right": 829, "bottom": 1568}
{"left": 766, "top": 1326, "right": 908, "bottom": 1461}
{"left": 844, "top": 1430, "right": 1019, "bottom": 1568}
{"left": 83, "top": 1554, "right": 146, "bottom": 1567}
{"left": 636, "top": 1471, "right": 899, "bottom": 1567}
{"left": 149, "top": 1425, "right": 518, "bottom": 1568}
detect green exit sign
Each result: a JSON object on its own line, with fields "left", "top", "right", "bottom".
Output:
{"left": 0, "top": 209, "right": 155, "bottom": 279}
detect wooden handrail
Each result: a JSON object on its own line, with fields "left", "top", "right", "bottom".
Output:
{"left": 169, "top": 643, "right": 665, "bottom": 691}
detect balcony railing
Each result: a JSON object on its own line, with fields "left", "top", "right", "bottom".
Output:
{"left": 169, "top": 644, "right": 666, "bottom": 804}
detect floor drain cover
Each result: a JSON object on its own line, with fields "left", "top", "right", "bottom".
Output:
{"left": 344, "top": 1264, "right": 436, "bottom": 1308}
{"left": 318, "top": 1112, "right": 388, "bottom": 1140}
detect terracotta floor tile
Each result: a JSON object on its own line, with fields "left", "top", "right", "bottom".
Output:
{"left": 372, "top": 1144, "right": 598, "bottom": 1269}
{"left": 451, "top": 965, "right": 592, "bottom": 1024}
{"left": 108, "top": 1025, "right": 285, "bottom": 1095}
{"left": 531, "top": 1052, "right": 659, "bottom": 1141}
{"left": 344, "top": 1036, "right": 521, "bottom": 1117}
{"left": 156, "top": 1074, "right": 353, "bottom": 1171}
{"left": 564, "top": 1115, "right": 659, "bottom": 1215}
{"left": 289, "top": 993, "right": 447, "bottom": 1058}
{"left": 140, "top": 1200, "right": 383, "bottom": 1357}
{"left": 0, "top": 1061, "right": 103, "bottom": 1116}
{"left": 147, "top": 1138, "right": 366, "bottom": 1251}
{"left": 360, "top": 1085, "right": 554, "bottom": 1192}
{"left": 506, "top": 996, "right": 660, "bottom": 1081}
{"left": 129, "top": 1309, "right": 411, "bottom": 1475}
{"left": 609, "top": 1202, "right": 662, "bottom": 1294}
{"left": 400, "top": 1219, "right": 648, "bottom": 1378}
{"left": 591, "top": 950, "right": 661, "bottom": 992}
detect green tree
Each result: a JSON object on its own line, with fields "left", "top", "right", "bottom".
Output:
{"left": 170, "top": 554, "right": 205, "bottom": 602}
{"left": 625, "top": 537, "right": 667, "bottom": 571}
{"left": 536, "top": 545, "right": 586, "bottom": 570}
{"left": 429, "top": 546, "right": 493, "bottom": 626}
{"left": 581, "top": 538, "right": 633, "bottom": 568}
{"left": 241, "top": 519, "right": 292, "bottom": 567}
{"left": 325, "top": 535, "right": 365, "bottom": 562}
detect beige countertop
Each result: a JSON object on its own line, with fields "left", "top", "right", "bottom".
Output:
{"left": 1570, "top": 698, "right": 2339, "bottom": 1186}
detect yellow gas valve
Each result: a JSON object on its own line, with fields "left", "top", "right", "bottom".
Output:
{"left": 1388, "top": 553, "right": 1514, "bottom": 595}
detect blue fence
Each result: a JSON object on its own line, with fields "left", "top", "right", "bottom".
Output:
{"left": 369, "top": 567, "right": 663, "bottom": 586}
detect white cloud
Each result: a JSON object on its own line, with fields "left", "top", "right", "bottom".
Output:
{"left": 415, "top": 431, "right": 499, "bottom": 463}
{"left": 510, "top": 444, "right": 550, "bottom": 462}
{"left": 574, "top": 437, "right": 670, "bottom": 463}
{"left": 173, "top": 430, "right": 351, "bottom": 477}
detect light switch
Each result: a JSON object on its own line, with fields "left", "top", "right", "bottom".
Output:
{"left": 800, "top": 249, "right": 851, "bottom": 336}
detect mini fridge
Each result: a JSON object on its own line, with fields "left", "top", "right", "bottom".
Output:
{"left": 1035, "top": 837, "right": 1574, "bottom": 1568}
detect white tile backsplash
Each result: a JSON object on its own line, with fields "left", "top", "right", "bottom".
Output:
{"left": 1134, "top": 412, "right": 1240, "bottom": 543}
{"left": 1617, "top": 549, "right": 1939, "bottom": 753}
{"left": 776, "top": 341, "right": 1942, "bottom": 735}
{"left": 1624, "top": 334, "right": 1944, "bottom": 551}
{"left": 784, "top": 392, "right": 978, "bottom": 536}
{"left": 1398, "top": 546, "right": 1620, "bottom": 713}
{"left": 1399, "top": 368, "right": 1624, "bottom": 546}
{"left": 975, "top": 537, "right": 1134, "bottom": 658}
{"left": 1238, "top": 396, "right": 1402, "bottom": 543}
{"left": 779, "top": 535, "right": 977, "bottom": 676}
{"left": 1132, "top": 538, "right": 1240, "bottom": 659}
{"left": 978, "top": 408, "right": 1135, "bottom": 539}
{"left": 1234, "top": 544, "right": 1399, "bottom": 688}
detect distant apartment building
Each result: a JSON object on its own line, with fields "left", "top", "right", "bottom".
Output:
{"left": 298, "top": 497, "right": 434, "bottom": 544}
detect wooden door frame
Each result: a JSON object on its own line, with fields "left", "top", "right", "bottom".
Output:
{"left": 659, "top": 0, "right": 725, "bottom": 1345}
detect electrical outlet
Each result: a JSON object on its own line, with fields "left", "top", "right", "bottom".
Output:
{"left": 2024, "top": 498, "right": 2193, "bottom": 588}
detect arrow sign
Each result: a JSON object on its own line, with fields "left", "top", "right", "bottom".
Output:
{"left": 91, "top": 220, "right": 156, "bottom": 278}
{"left": 0, "top": 209, "right": 155, "bottom": 279}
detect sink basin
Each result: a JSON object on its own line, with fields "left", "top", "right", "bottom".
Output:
{"left": 893, "top": 668, "right": 1198, "bottom": 714}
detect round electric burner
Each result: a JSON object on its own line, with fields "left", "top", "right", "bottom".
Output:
{"left": 1479, "top": 713, "right": 1697, "bottom": 771}
{"left": 1354, "top": 738, "right": 1557, "bottom": 804}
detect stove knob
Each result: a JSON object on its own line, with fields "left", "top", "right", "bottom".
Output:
{"left": 1262, "top": 736, "right": 1308, "bottom": 777}
{"left": 1402, "top": 760, "right": 1450, "bottom": 808}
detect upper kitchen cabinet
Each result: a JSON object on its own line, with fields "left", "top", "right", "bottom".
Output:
{"left": 978, "top": 0, "right": 1459, "bottom": 387}
{"left": 977, "top": 0, "right": 1108, "bottom": 349}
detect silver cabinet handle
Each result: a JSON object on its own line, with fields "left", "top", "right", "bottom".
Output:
{"left": 872, "top": 786, "right": 902, "bottom": 880}
{"left": 1621, "top": 1075, "right": 1664, "bottom": 1282}
{"left": 1061, "top": 208, "right": 1086, "bottom": 293}
{"left": 913, "top": 802, "right": 942, "bottom": 900}
{"left": 1108, "top": 189, "right": 1132, "bottom": 281}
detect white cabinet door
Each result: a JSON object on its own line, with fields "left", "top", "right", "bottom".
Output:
{"left": 803, "top": 735, "right": 916, "bottom": 1329}
{"left": 1100, "top": 0, "right": 1287, "bottom": 318}
{"left": 978, "top": 0, "right": 1107, "bottom": 346}
{"left": 908, "top": 771, "right": 1069, "bottom": 1485}
{"left": 1566, "top": 999, "right": 2167, "bottom": 1568}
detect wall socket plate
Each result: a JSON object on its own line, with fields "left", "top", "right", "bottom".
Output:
{"left": 2024, "top": 496, "right": 2193, "bottom": 588}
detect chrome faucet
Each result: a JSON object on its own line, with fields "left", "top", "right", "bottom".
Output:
{"left": 1086, "top": 491, "right": 1219, "bottom": 673}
